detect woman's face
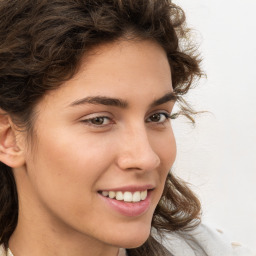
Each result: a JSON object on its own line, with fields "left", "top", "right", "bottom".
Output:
{"left": 19, "top": 40, "right": 176, "bottom": 249}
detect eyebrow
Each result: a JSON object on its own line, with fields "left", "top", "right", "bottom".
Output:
{"left": 69, "top": 96, "right": 128, "bottom": 108}
{"left": 150, "top": 91, "right": 177, "bottom": 107}
{"left": 69, "top": 91, "right": 177, "bottom": 108}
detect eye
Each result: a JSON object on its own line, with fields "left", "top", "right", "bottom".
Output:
{"left": 146, "top": 112, "right": 171, "bottom": 123}
{"left": 81, "top": 116, "right": 112, "bottom": 126}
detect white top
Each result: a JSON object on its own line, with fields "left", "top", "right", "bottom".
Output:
{"left": 152, "top": 223, "right": 254, "bottom": 256}
{"left": 0, "top": 224, "right": 254, "bottom": 256}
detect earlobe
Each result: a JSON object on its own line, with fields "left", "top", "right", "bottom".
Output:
{"left": 0, "top": 112, "right": 25, "bottom": 168}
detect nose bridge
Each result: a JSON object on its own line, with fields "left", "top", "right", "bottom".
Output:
{"left": 117, "top": 122, "right": 160, "bottom": 171}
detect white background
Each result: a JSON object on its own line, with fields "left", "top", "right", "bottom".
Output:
{"left": 173, "top": 0, "right": 256, "bottom": 251}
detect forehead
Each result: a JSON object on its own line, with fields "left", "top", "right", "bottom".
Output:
{"left": 79, "top": 39, "right": 171, "bottom": 82}
{"left": 38, "top": 39, "right": 173, "bottom": 109}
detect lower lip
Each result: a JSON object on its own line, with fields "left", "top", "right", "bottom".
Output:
{"left": 99, "top": 191, "right": 152, "bottom": 217}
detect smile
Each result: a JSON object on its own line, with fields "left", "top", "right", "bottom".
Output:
{"left": 99, "top": 190, "right": 147, "bottom": 202}
{"left": 98, "top": 189, "right": 152, "bottom": 217}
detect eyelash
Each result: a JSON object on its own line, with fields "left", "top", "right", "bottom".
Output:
{"left": 81, "top": 112, "right": 176, "bottom": 128}
{"left": 145, "top": 112, "right": 172, "bottom": 124}
{"left": 81, "top": 116, "right": 113, "bottom": 127}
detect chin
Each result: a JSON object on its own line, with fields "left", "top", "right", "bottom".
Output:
{"left": 116, "top": 236, "right": 150, "bottom": 249}
{"left": 123, "top": 236, "right": 149, "bottom": 249}
{"left": 110, "top": 224, "right": 151, "bottom": 249}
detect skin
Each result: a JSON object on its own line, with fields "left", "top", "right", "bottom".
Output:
{"left": 8, "top": 39, "right": 177, "bottom": 256}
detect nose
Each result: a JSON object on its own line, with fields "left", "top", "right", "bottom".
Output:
{"left": 116, "top": 125, "right": 160, "bottom": 172}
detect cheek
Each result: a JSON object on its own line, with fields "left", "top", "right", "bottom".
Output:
{"left": 26, "top": 130, "right": 114, "bottom": 205}
{"left": 155, "top": 130, "right": 176, "bottom": 190}
{"left": 149, "top": 129, "right": 176, "bottom": 194}
{"left": 24, "top": 136, "right": 118, "bottom": 234}
{"left": 37, "top": 135, "right": 111, "bottom": 183}
{"left": 152, "top": 128, "right": 176, "bottom": 170}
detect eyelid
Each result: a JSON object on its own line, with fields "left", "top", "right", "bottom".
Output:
{"left": 146, "top": 109, "right": 170, "bottom": 117}
{"left": 83, "top": 116, "right": 111, "bottom": 124}
{"left": 145, "top": 111, "right": 171, "bottom": 123}
{"left": 80, "top": 113, "right": 115, "bottom": 128}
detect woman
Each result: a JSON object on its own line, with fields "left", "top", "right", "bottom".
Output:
{"left": 0, "top": 0, "right": 253, "bottom": 255}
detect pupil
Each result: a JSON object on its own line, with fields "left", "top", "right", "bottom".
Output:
{"left": 151, "top": 114, "right": 160, "bottom": 122}
{"left": 92, "top": 117, "right": 104, "bottom": 125}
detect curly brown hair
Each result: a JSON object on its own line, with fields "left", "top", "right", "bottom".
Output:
{"left": 0, "top": 0, "right": 202, "bottom": 255}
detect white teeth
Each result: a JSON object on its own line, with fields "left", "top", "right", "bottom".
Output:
{"left": 141, "top": 190, "right": 147, "bottom": 200}
{"left": 101, "top": 190, "right": 148, "bottom": 202}
{"left": 132, "top": 191, "right": 141, "bottom": 202}
{"left": 123, "top": 192, "right": 133, "bottom": 202}
{"left": 109, "top": 191, "right": 115, "bottom": 199}
{"left": 102, "top": 191, "right": 109, "bottom": 197}
{"left": 116, "top": 191, "right": 124, "bottom": 201}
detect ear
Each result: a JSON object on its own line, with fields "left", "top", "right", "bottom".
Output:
{"left": 0, "top": 111, "right": 25, "bottom": 168}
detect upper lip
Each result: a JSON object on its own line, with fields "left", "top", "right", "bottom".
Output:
{"left": 98, "top": 184, "right": 155, "bottom": 192}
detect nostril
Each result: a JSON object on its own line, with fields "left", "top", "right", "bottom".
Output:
{"left": 116, "top": 131, "right": 161, "bottom": 171}
{"left": 116, "top": 152, "right": 160, "bottom": 171}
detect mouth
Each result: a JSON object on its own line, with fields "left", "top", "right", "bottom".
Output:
{"left": 98, "top": 188, "right": 153, "bottom": 217}
{"left": 98, "top": 190, "right": 149, "bottom": 203}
